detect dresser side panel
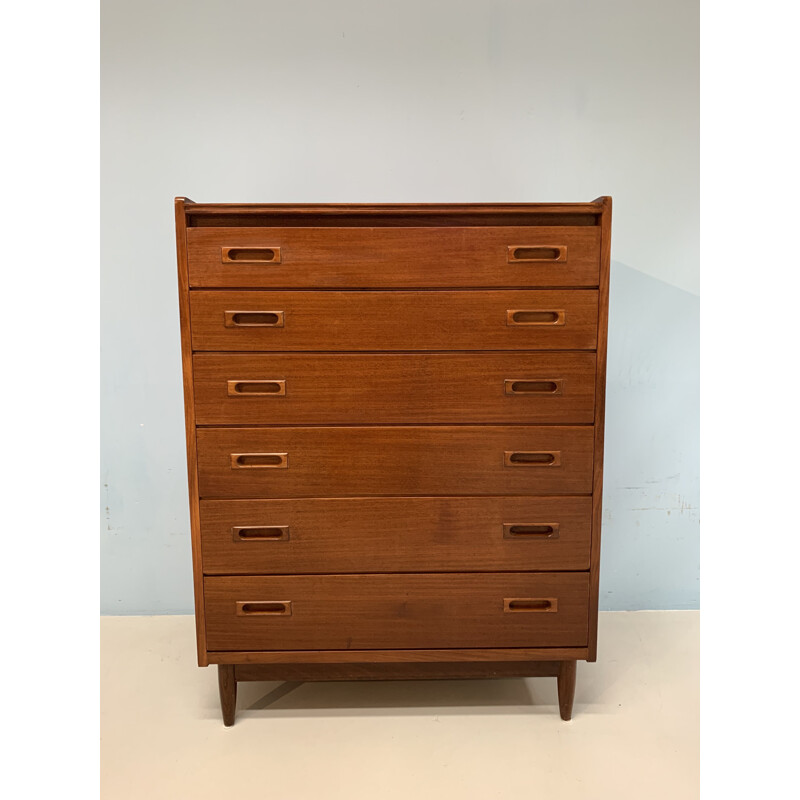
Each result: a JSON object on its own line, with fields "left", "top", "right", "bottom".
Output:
{"left": 175, "top": 197, "right": 208, "bottom": 666}
{"left": 588, "top": 196, "right": 612, "bottom": 661}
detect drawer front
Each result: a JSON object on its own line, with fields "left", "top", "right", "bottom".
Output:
{"left": 193, "top": 352, "right": 596, "bottom": 425}
{"left": 200, "top": 497, "right": 592, "bottom": 574}
{"left": 186, "top": 226, "right": 601, "bottom": 288}
{"left": 189, "top": 290, "right": 599, "bottom": 352}
{"left": 196, "top": 426, "right": 593, "bottom": 498}
{"left": 204, "top": 572, "right": 590, "bottom": 650}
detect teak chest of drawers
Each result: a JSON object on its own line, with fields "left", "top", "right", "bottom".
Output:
{"left": 175, "top": 197, "right": 612, "bottom": 725}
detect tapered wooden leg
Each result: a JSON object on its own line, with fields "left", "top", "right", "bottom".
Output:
{"left": 557, "top": 660, "right": 577, "bottom": 720}
{"left": 218, "top": 665, "right": 237, "bottom": 726}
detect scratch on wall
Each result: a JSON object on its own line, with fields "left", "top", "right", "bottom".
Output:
{"left": 104, "top": 481, "right": 120, "bottom": 532}
{"left": 104, "top": 482, "right": 111, "bottom": 530}
{"left": 630, "top": 493, "right": 696, "bottom": 513}
{"left": 614, "top": 482, "right": 697, "bottom": 516}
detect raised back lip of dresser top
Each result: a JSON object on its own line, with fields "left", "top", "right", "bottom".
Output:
{"left": 179, "top": 198, "right": 609, "bottom": 228}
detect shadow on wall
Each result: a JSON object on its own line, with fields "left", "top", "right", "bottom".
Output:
{"left": 600, "top": 261, "right": 699, "bottom": 610}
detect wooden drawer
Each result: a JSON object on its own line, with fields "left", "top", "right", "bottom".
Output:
{"left": 200, "top": 497, "right": 592, "bottom": 574}
{"left": 189, "top": 290, "right": 599, "bottom": 352}
{"left": 204, "top": 572, "right": 590, "bottom": 651}
{"left": 196, "top": 425, "right": 593, "bottom": 498}
{"left": 186, "top": 226, "right": 601, "bottom": 288}
{"left": 193, "top": 352, "right": 597, "bottom": 425}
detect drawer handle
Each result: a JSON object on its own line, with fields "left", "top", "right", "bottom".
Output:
{"left": 503, "top": 523, "right": 560, "bottom": 540}
{"left": 507, "top": 309, "right": 565, "bottom": 326}
{"left": 504, "top": 451, "right": 561, "bottom": 467}
{"left": 508, "top": 245, "right": 567, "bottom": 263}
{"left": 222, "top": 247, "right": 281, "bottom": 264}
{"left": 504, "top": 598, "right": 558, "bottom": 613}
{"left": 227, "top": 380, "right": 286, "bottom": 396}
{"left": 232, "top": 526, "right": 290, "bottom": 542}
{"left": 504, "top": 379, "right": 563, "bottom": 396}
{"left": 224, "top": 311, "right": 285, "bottom": 328}
{"left": 237, "top": 601, "right": 292, "bottom": 616}
{"left": 231, "top": 452, "right": 288, "bottom": 469}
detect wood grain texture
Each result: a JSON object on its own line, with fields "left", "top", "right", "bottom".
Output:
{"left": 174, "top": 197, "right": 209, "bottom": 666}
{"left": 233, "top": 661, "right": 563, "bottom": 681}
{"left": 204, "top": 572, "right": 590, "bottom": 651}
{"left": 189, "top": 290, "right": 599, "bottom": 352}
{"left": 193, "top": 352, "right": 597, "bottom": 425}
{"left": 588, "top": 196, "right": 612, "bottom": 661}
{"left": 195, "top": 425, "right": 594, "bottom": 498}
{"left": 208, "top": 647, "right": 590, "bottom": 664}
{"left": 199, "top": 496, "right": 592, "bottom": 574}
{"left": 186, "top": 226, "right": 600, "bottom": 288}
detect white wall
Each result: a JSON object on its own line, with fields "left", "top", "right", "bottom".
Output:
{"left": 101, "top": 0, "right": 699, "bottom": 612}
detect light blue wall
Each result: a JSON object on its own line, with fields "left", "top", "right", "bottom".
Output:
{"left": 601, "top": 264, "right": 699, "bottom": 609}
{"left": 101, "top": 0, "right": 698, "bottom": 613}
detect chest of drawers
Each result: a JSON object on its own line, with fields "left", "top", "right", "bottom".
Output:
{"left": 175, "top": 197, "right": 611, "bottom": 725}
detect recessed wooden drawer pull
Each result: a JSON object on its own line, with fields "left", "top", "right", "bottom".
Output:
{"left": 227, "top": 380, "right": 286, "bottom": 396}
{"left": 503, "top": 523, "right": 560, "bottom": 539}
{"left": 504, "top": 598, "right": 558, "bottom": 613}
{"left": 504, "top": 450, "right": 561, "bottom": 467}
{"left": 507, "top": 245, "right": 567, "bottom": 263}
{"left": 222, "top": 247, "right": 281, "bottom": 264}
{"left": 231, "top": 526, "right": 290, "bottom": 542}
{"left": 231, "top": 452, "right": 289, "bottom": 469}
{"left": 504, "top": 379, "right": 563, "bottom": 396}
{"left": 224, "top": 310, "right": 285, "bottom": 328}
{"left": 507, "top": 309, "right": 566, "bottom": 326}
{"left": 236, "top": 601, "right": 292, "bottom": 616}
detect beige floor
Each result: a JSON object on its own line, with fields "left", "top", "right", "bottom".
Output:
{"left": 101, "top": 611, "right": 698, "bottom": 799}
